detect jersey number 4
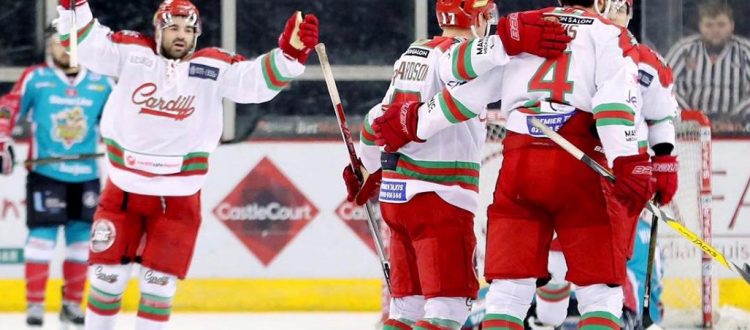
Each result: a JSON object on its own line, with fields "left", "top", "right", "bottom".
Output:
{"left": 528, "top": 51, "right": 574, "bottom": 103}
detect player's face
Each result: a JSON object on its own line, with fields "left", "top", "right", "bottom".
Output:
{"left": 161, "top": 16, "right": 197, "bottom": 59}
{"left": 49, "top": 36, "right": 71, "bottom": 69}
{"left": 699, "top": 14, "right": 734, "bottom": 47}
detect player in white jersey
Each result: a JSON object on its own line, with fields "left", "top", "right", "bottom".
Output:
{"left": 54, "top": 0, "right": 319, "bottom": 329}
{"left": 532, "top": 1, "right": 679, "bottom": 328}
{"left": 343, "top": 1, "right": 571, "bottom": 328}
{"left": 373, "top": 0, "right": 656, "bottom": 329}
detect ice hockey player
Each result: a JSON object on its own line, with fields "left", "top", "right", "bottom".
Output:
{"left": 373, "top": 0, "right": 655, "bottom": 329}
{"left": 531, "top": 1, "right": 678, "bottom": 328}
{"left": 54, "top": 0, "right": 318, "bottom": 329}
{"left": 342, "top": 1, "right": 572, "bottom": 328}
{"left": 0, "top": 30, "right": 113, "bottom": 329}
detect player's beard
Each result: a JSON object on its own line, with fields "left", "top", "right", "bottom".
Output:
{"left": 52, "top": 55, "right": 71, "bottom": 71}
{"left": 162, "top": 38, "right": 193, "bottom": 60}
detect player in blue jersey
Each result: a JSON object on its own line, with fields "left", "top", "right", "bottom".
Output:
{"left": 0, "top": 31, "right": 112, "bottom": 329}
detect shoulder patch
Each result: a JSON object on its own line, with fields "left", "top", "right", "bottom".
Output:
{"left": 191, "top": 47, "right": 247, "bottom": 64}
{"left": 638, "top": 44, "right": 674, "bottom": 87}
{"left": 110, "top": 30, "right": 156, "bottom": 52}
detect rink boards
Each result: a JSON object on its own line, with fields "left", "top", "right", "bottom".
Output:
{"left": 0, "top": 141, "right": 748, "bottom": 312}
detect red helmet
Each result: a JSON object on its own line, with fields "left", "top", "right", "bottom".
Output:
{"left": 153, "top": 0, "right": 202, "bottom": 56}
{"left": 154, "top": 0, "right": 201, "bottom": 33}
{"left": 436, "top": 0, "right": 497, "bottom": 29}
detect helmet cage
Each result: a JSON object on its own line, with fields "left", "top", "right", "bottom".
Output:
{"left": 596, "top": 0, "right": 633, "bottom": 20}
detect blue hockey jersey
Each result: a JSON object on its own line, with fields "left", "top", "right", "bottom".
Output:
{"left": 18, "top": 66, "right": 112, "bottom": 182}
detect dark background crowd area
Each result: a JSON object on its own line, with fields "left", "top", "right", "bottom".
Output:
{"left": 1, "top": 0, "right": 748, "bottom": 138}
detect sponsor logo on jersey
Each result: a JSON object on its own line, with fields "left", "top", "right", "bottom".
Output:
{"left": 394, "top": 61, "right": 429, "bottom": 82}
{"left": 58, "top": 162, "right": 94, "bottom": 176}
{"left": 87, "top": 83, "right": 107, "bottom": 92}
{"left": 51, "top": 107, "right": 88, "bottom": 149}
{"left": 188, "top": 63, "right": 220, "bottom": 81}
{"left": 558, "top": 16, "right": 595, "bottom": 25}
{"left": 626, "top": 90, "right": 638, "bottom": 106}
{"left": 83, "top": 191, "right": 99, "bottom": 208}
{"left": 638, "top": 70, "right": 654, "bottom": 87}
{"left": 625, "top": 129, "right": 637, "bottom": 142}
{"left": 49, "top": 95, "right": 94, "bottom": 107}
{"left": 90, "top": 220, "right": 116, "bottom": 253}
{"left": 132, "top": 83, "right": 196, "bottom": 121}
{"left": 335, "top": 200, "right": 384, "bottom": 255}
{"left": 404, "top": 47, "right": 430, "bottom": 59}
{"left": 475, "top": 37, "right": 494, "bottom": 55}
{"left": 128, "top": 54, "right": 155, "bottom": 69}
{"left": 526, "top": 114, "right": 573, "bottom": 137}
{"left": 379, "top": 181, "right": 407, "bottom": 202}
{"left": 34, "top": 82, "right": 56, "bottom": 89}
{"left": 212, "top": 157, "right": 318, "bottom": 266}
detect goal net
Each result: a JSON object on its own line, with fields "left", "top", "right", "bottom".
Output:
{"left": 476, "top": 109, "right": 715, "bottom": 328}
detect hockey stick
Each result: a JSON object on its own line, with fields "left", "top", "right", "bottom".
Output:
{"left": 23, "top": 152, "right": 103, "bottom": 166}
{"left": 69, "top": 0, "right": 78, "bottom": 68}
{"left": 529, "top": 117, "right": 750, "bottom": 286}
{"left": 315, "top": 43, "right": 392, "bottom": 293}
{"left": 641, "top": 196, "right": 659, "bottom": 328}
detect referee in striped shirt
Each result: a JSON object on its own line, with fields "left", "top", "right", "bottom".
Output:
{"left": 665, "top": 1, "right": 750, "bottom": 128}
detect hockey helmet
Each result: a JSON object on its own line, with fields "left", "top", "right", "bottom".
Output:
{"left": 597, "top": 0, "right": 633, "bottom": 20}
{"left": 436, "top": 0, "right": 498, "bottom": 29}
{"left": 153, "top": 0, "right": 202, "bottom": 56}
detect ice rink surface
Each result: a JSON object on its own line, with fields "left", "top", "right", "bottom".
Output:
{"left": 0, "top": 312, "right": 382, "bottom": 330}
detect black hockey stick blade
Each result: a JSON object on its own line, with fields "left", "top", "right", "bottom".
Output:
{"left": 734, "top": 262, "right": 750, "bottom": 285}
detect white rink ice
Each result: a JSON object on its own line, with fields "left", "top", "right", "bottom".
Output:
{"left": 0, "top": 312, "right": 381, "bottom": 330}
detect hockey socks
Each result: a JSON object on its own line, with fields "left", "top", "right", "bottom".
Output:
{"left": 24, "top": 236, "right": 56, "bottom": 306}
{"left": 136, "top": 266, "right": 177, "bottom": 329}
{"left": 414, "top": 318, "right": 462, "bottom": 330}
{"left": 577, "top": 312, "right": 621, "bottom": 329}
{"left": 536, "top": 282, "right": 571, "bottom": 302}
{"left": 384, "top": 318, "right": 415, "bottom": 330}
{"left": 481, "top": 314, "right": 525, "bottom": 330}
{"left": 86, "top": 264, "right": 131, "bottom": 330}
{"left": 25, "top": 262, "right": 50, "bottom": 305}
{"left": 63, "top": 260, "right": 88, "bottom": 303}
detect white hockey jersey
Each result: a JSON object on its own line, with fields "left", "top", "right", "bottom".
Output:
{"left": 360, "top": 36, "right": 510, "bottom": 213}
{"left": 415, "top": 7, "right": 642, "bottom": 166}
{"left": 56, "top": 4, "right": 305, "bottom": 196}
{"left": 635, "top": 44, "right": 678, "bottom": 152}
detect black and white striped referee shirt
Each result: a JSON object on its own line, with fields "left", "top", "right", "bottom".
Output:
{"left": 665, "top": 34, "right": 750, "bottom": 116}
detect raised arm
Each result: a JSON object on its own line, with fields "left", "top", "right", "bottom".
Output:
{"left": 55, "top": 1, "right": 153, "bottom": 78}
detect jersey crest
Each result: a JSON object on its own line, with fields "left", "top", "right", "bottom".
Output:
{"left": 51, "top": 106, "right": 88, "bottom": 149}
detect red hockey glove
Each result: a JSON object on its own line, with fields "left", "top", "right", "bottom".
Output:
{"left": 613, "top": 154, "right": 655, "bottom": 216}
{"left": 278, "top": 11, "right": 319, "bottom": 64}
{"left": 497, "top": 10, "right": 572, "bottom": 58}
{"left": 0, "top": 138, "right": 15, "bottom": 175}
{"left": 651, "top": 155, "right": 678, "bottom": 205}
{"left": 373, "top": 101, "right": 424, "bottom": 153}
{"left": 60, "top": 0, "right": 87, "bottom": 10}
{"left": 343, "top": 164, "right": 382, "bottom": 206}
